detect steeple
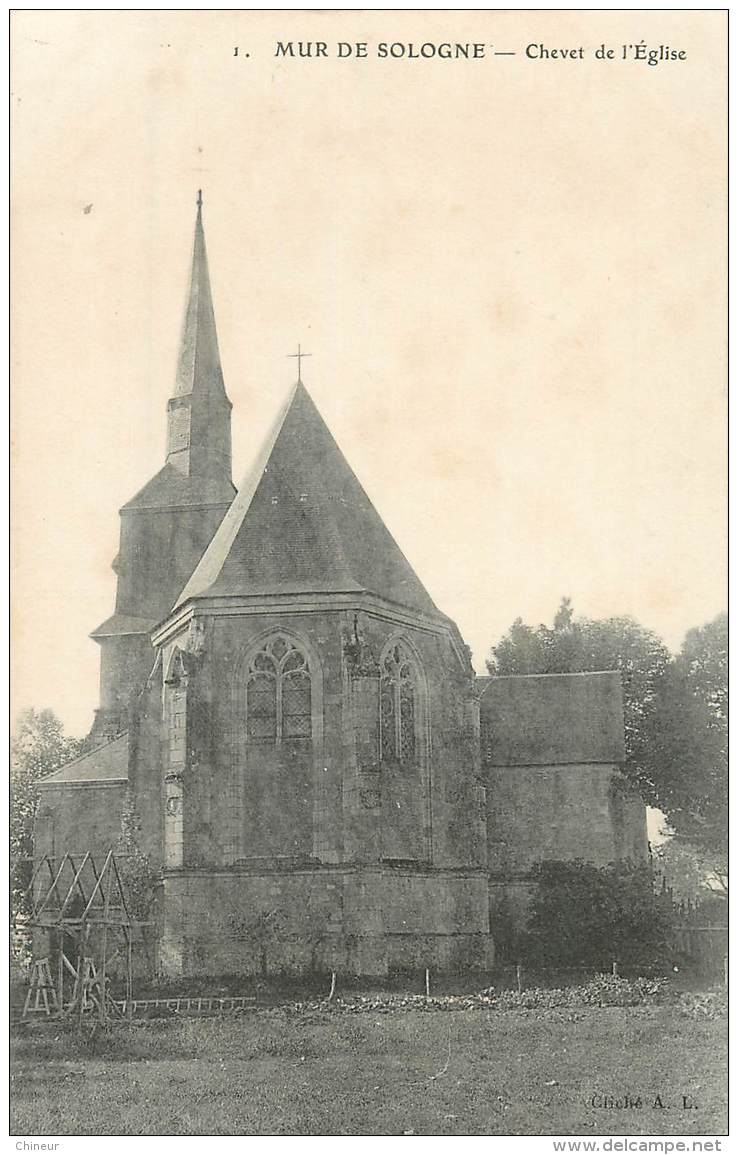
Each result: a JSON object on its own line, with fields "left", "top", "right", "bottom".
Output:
{"left": 89, "top": 194, "right": 237, "bottom": 738}
{"left": 166, "top": 191, "right": 233, "bottom": 482}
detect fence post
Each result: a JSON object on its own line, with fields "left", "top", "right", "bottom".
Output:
{"left": 612, "top": 960, "right": 618, "bottom": 977}
{"left": 126, "top": 932, "right": 133, "bottom": 1025}
{"left": 425, "top": 968, "right": 430, "bottom": 1000}
{"left": 516, "top": 962, "right": 522, "bottom": 995}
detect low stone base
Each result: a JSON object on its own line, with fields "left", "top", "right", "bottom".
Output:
{"left": 158, "top": 864, "right": 492, "bottom": 978}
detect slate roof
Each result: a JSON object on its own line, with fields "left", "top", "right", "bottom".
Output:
{"left": 121, "top": 464, "right": 235, "bottom": 512}
{"left": 121, "top": 198, "right": 235, "bottom": 513}
{"left": 478, "top": 670, "right": 625, "bottom": 766}
{"left": 175, "top": 381, "right": 440, "bottom": 617}
{"left": 90, "top": 613, "right": 159, "bottom": 639}
{"left": 172, "top": 195, "right": 230, "bottom": 405}
{"left": 39, "top": 733, "right": 129, "bottom": 786}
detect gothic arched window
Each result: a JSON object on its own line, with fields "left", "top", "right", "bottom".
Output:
{"left": 246, "top": 635, "right": 312, "bottom": 744}
{"left": 380, "top": 642, "right": 419, "bottom": 764}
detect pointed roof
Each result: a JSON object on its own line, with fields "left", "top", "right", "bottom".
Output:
{"left": 175, "top": 381, "right": 439, "bottom": 617}
{"left": 120, "top": 193, "right": 236, "bottom": 513}
{"left": 174, "top": 191, "right": 229, "bottom": 403}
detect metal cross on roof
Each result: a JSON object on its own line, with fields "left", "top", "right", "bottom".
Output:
{"left": 287, "top": 343, "right": 311, "bottom": 383}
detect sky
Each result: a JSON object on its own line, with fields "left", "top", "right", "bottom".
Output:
{"left": 11, "top": 10, "right": 726, "bottom": 739}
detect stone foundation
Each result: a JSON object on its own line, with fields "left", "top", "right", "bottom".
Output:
{"left": 159, "top": 864, "right": 492, "bottom": 977}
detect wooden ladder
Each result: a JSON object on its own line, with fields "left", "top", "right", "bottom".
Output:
{"left": 22, "top": 958, "right": 60, "bottom": 1019}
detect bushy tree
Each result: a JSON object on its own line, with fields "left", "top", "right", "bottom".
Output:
{"left": 661, "top": 613, "right": 728, "bottom": 871}
{"left": 654, "top": 837, "right": 727, "bottom": 904}
{"left": 11, "top": 708, "right": 82, "bottom": 916}
{"left": 642, "top": 662, "right": 727, "bottom": 862}
{"left": 681, "top": 613, "right": 727, "bottom": 728}
{"left": 487, "top": 617, "right": 548, "bottom": 676}
{"left": 524, "top": 860, "right": 674, "bottom": 970}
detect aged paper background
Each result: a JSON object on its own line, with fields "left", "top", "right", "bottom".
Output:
{"left": 11, "top": 10, "right": 726, "bottom": 738}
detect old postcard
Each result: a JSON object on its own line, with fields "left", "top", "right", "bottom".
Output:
{"left": 10, "top": 9, "right": 727, "bottom": 1142}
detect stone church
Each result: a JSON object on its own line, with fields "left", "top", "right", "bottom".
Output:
{"left": 36, "top": 197, "right": 648, "bottom": 977}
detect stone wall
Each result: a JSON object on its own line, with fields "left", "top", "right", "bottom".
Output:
{"left": 115, "top": 504, "right": 232, "bottom": 625}
{"left": 485, "top": 762, "right": 649, "bottom": 937}
{"left": 159, "top": 865, "right": 491, "bottom": 978}
{"left": 158, "top": 602, "right": 486, "bottom": 877}
{"left": 610, "top": 771, "right": 651, "bottom": 863}
{"left": 95, "top": 500, "right": 233, "bottom": 718}
{"left": 129, "top": 662, "right": 165, "bottom": 865}
{"left": 152, "top": 598, "right": 492, "bottom": 977}
{"left": 35, "top": 782, "right": 127, "bottom": 860}
{"left": 98, "top": 633, "right": 154, "bottom": 719}
{"left": 486, "top": 762, "right": 628, "bottom": 872}
{"left": 151, "top": 605, "right": 489, "bottom": 974}
{"left": 481, "top": 670, "right": 648, "bottom": 938}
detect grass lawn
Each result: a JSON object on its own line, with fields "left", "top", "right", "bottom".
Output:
{"left": 10, "top": 1003, "right": 727, "bottom": 1136}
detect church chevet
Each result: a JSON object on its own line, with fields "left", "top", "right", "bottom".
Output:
{"left": 36, "top": 197, "right": 649, "bottom": 978}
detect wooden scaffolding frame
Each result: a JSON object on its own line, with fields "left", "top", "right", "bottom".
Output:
{"left": 18, "top": 850, "right": 151, "bottom": 1025}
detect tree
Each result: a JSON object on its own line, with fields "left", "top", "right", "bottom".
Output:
{"left": 681, "top": 613, "right": 728, "bottom": 728}
{"left": 639, "top": 616, "right": 727, "bottom": 867}
{"left": 641, "top": 660, "right": 727, "bottom": 861}
{"left": 11, "top": 707, "right": 83, "bottom": 862}
{"left": 488, "top": 617, "right": 547, "bottom": 676}
{"left": 10, "top": 708, "right": 83, "bottom": 917}
{"left": 487, "top": 602, "right": 727, "bottom": 863}
{"left": 654, "top": 837, "right": 727, "bottom": 904}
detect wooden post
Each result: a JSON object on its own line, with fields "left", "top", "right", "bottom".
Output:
{"left": 57, "top": 935, "right": 64, "bottom": 1014}
{"left": 425, "top": 968, "right": 430, "bottom": 999}
{"left": 78, "top": 923, "right": 91, "bottom": 1030}
{"left": 328, "top": 970, "right": 336, "bottom": 1001}
{"left": 612, "top": 960, "right": 618, "bottom": 977}
{"left": 22, "top": 973, "right": 33, "bottom": 1021}
{"left": 77, "top": 958, "right": 86, "bottom": 1031}
{"left": 100, "top": 869, "right": 111, "bottom": 1026}
{"left": 516, "top": 962, "right": 522, "bottom": 995}
{"left": 126, "top": 929, "right": 133, "bottom": 1025}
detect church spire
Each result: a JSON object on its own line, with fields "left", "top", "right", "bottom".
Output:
{"left": 166, "top": 192, "right": 233, "bottom": 481}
